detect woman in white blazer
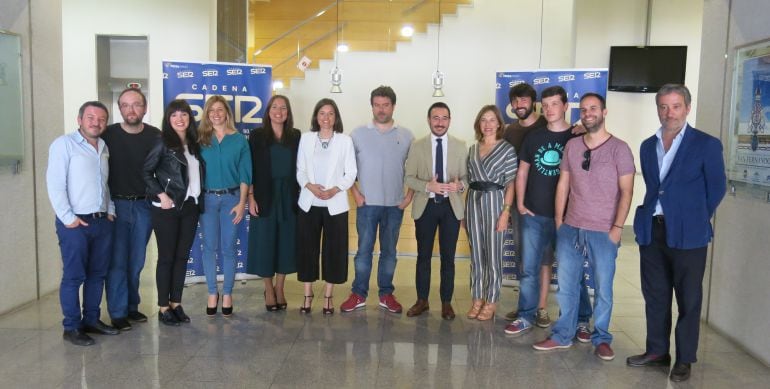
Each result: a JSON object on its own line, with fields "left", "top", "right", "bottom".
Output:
{"left": 295, "top": 98, "right": 357, "bottom": 315}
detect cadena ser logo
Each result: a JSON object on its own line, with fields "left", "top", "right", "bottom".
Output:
{"left": 226, "top": 68, "right": 243, "bottom": 76}
{"left": 177, "top": 71, "right": 194, "bottom": 79}
{"left": 533, "top": 77, "right": 550, "bottom": 85}
{"left": 250, "top": 68, "right": 266, "bottom": 74}
{"left": 534, "top": 141, "right": 565, "bottom": 177}
{"left": 583, "top": 72, "right": 602, "bottom": 79}
{"left": 558, "top": 74, "right": 576, "bottom": 82}
{"left": 202, "top": 69, "right": 219, "bottom": 77}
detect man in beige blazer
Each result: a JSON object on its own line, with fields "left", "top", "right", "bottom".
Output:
{"left": 404, "top": 102, "right": 468, "bottom": 320}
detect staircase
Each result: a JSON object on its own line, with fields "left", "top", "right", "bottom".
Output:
{"left": 245, "top": 0, "right": 472, "bottom": 88}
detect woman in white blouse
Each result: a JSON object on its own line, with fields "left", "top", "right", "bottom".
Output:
{"left": 295, "top": 98, "right": 357, "bottom": 315}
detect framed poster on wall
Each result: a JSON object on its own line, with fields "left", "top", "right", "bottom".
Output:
{"left": 728, "top": 40, "right": 770, "bottom": 192}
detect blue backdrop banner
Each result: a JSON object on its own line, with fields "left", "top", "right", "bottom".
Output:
{"left": 162, "top": 60, "right": 272, "bottom": 283}
{"left": 495, "top": 69, "right": 608, "bottom": 126}
{"left": 495, "top": 69, "right": 608, "bottom": 290}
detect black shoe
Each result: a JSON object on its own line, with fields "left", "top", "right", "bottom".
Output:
{"left": 323, "top": 295, "right": 334, "bottom": 315}
{"left": 82, "top": 320, "right": 120, "bottom": 335}
{"left": 222, "top": 295, "right": 233, "bottom": 317}
{"left": 264, "top": 291, "right": 279, "bottom": 312}
{"left": 207, "top": 293, "right": 219, "bottom": 317}
{"left": 172, "top": 306, "right": 191, "bottom": 323}
{"left": 275, "top": 287, "right": 287, "bottom": 310}
{"left": 111, "top": 318, "right": 132, "bottom": 331}
{"left": 158, "top": 309, "right": 181, "bottom": 326}
{"left": 127, "top": 311, "right": 148, "bottom": 322}
{"left": 300, "top": 295, "right": 314, "bottom": 314}
{"left": 670, "top": 362, "right": 691, "bottom": 382}
{"left": 626, "top": 353, "right": 671, "bottom": 367}
{"left": 63, "top": 329, "right": 95, "bottom": 346}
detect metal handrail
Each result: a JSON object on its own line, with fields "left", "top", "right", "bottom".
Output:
{"left": 252, "top": 1, "right": 338, "bottom": 59}
{"left": 272, "top": 22, "right": 347, "bottom": 71}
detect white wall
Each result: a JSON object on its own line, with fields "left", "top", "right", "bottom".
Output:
{"left": 286, "top": 0, "right": 703, "bottom": 227}
{"left": 285, "top": 0, "right": 577, "bottom": 143}
{"left": 62, "top": 0, "right": 216, "bottom": 130}
{"left": 698, "top": 0, "right": 770, "bottom": 365}
{"left": 0, "top": 0, "right": 65, "bottom": 313}
{"left": 574, "top": 0, "right": 703, "bottom": 224}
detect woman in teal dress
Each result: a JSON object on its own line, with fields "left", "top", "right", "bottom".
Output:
{"left": 247, "top": 95, "right": 301, "bottom": 311}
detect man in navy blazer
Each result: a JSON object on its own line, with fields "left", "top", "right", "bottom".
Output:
{"left": 627, "top": 84, "right": 726, "bottom": 382}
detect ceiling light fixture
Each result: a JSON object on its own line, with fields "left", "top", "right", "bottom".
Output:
{"left": 432, "top": 0, "right": 445, "bottom": 97}
{"left": 400, "top": 25, "right": 414, "bottom": 37}
{"left": 330, "top": 0, "right": 343, "bottom": 93}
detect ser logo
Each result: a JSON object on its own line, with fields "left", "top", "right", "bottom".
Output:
{"left": 177, "top": 71, "right": 194, "bottom": 79}
{"left": 583, "top": 72, "right": 602, "bottom": 79}
{"left": 533, "top": 77, "right": 550, "bottom": 85}
{"left": 162, "top": 73, "right": 169, "bottom": 79}
{"left": 558, "top": 74, "right": 576, "bottom": 82}
{"left": 175, "top": 93, "right": 264, "bottom": 125}
{"left": 250, "top": 68, "right": 267, "bottom": 74}
{"left": 227, "top": 68, "right": 243, "bottom": 76}
{"left": 202, "top": 69, "right": 219, "bottom": 77}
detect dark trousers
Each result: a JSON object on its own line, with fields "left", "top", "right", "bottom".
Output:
{"left": 55, "top": 216, "right": 114, "bottom": 331}
{"left": 296, "top": 206, "right": 349, "bottom": 284}
{"left": 639, "top": 218, "right": 707, "bottom": 364}
{"left": 414, "top": 200, "right": 460, "bottom": 303}
{"left": 152, "top": 201, "right": 200, "bottom": 307}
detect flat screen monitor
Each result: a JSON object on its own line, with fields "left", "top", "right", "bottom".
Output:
{"left": 608, "top": 46, "right": 687, "bottom": 93}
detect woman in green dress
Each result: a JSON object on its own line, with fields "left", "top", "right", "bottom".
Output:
{"left": 247, "top": 95, "right": 301, "bottom": 311}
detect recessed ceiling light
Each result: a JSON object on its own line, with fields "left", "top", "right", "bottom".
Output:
{"left": 272, "top": 80, "right": 284, "bottom": 90}
{"left": 400, "top": 25, "right": 414, "bottom": 37}
{"left": 337, "top": 43, "right": 349, "bottom": 52}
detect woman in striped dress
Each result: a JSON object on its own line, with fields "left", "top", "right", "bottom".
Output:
{"left": 465, "top": 105, "right": 518, "bottom": 321}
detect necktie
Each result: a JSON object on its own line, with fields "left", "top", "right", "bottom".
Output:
{"left": 435, "top": 138, "right": 444, "bottom": 201}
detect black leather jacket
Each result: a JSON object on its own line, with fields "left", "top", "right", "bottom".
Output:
{"left": 143, "top": 139, "right": 205, "bottom": 212}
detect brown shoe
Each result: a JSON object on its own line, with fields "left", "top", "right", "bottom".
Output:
{"left": 406, "top": 299, "right": 430, "bottom": 317}
{"left": 466, "top": 300, "right": 484, "bottom": 319}
{"left": 476, "top": 302, "right": 497, "bottom": 321}
{"left": 441, "top": 303, "right": 455, "bottom": 320}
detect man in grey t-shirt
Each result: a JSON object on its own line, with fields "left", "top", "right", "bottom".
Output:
{"left": 340, "top": 86, "right": 414, "bottom": 314}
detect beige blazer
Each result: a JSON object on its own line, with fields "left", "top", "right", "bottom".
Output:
{"left": 404, "top": 134, "right": 468, "bottom": 220}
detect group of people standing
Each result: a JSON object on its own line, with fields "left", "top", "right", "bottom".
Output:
{"left": 47, "top": 81, "right": 725, "bottom": 383}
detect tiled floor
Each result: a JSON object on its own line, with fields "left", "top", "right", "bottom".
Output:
{"left": 2, "top": 232, "right": 769, "bottom": 388}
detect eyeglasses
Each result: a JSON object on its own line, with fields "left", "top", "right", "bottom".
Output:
{"left": 582, "top": 149, "right": 591, "bottom": 171}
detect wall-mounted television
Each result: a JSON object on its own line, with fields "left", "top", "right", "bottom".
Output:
{"left": 608, "top": 46, "right": 687, "bottom": 93}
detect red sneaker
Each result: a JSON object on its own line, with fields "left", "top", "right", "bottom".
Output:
{"left": 576, "top": 324, "right": 592, "bottom": 343}
{"left": 595, "top": 343, "right": 615, "bottom": 361}
{"left": 532, "top": 338, "right": 572, "bottom": 351}
{"left": 340, "top": 293, "right": 366, "bottom": 312}
{"left": 378, "top": 294, "right": 403, "bottom": 313}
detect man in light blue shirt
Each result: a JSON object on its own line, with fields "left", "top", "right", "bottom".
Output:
{"left": 47, "top": 101, "right": 119, "bottom": 346}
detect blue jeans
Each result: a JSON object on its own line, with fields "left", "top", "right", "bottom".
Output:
{"left": 55, "top": 216, "right": 114, "bottom": 331}
{"left": 200, "top": 192, "right": 240, "bottom": 295}
{"left": 517, "top": 214, "right": 592, "bottom": 325}
{"left": 106, "top": 199, "right": 153, "bottom": 319}
{"left": 551, "top": 223, "right": 618, "bottom": 346}
{"left": 351, "top": 205, "right": 404, "bottom": 298}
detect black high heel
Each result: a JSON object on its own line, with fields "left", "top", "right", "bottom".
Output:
{"left": 222, "top": 295, "right": 233, "bottom": 317}
{"left": 275, "top": 287, "right": 287, "bottom": 311}
{"left": 323, "top": 295, "right": 334, "bottom": 315}
{"left": 300, "top": 295, "right": 314, "bottom": 314}
{"left": 264, "top": 290, "right": 279, "bottom": 312}
{"left": 206, "top": 292, "right": 219, "bottom": 317}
